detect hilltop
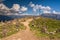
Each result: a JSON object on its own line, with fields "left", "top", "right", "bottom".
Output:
{"left": 0, "top": 16, "right": 60, "bottom": 40}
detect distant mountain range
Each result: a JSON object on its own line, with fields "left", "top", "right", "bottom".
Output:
{"left": 41, "top": 13, "right": 60, "bottom": 20}
{"left": 0, "top": 3, "right": 60, "bottom": 21}
{"left": 0, "top": 15, "right": 26, "bottom": 22}
{"left": 0, "top": 13, "right": 60, "bottom": 22}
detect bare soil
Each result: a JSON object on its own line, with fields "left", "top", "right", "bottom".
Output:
{"left": 1, "top": 18, "right": 39, "bottom": 40}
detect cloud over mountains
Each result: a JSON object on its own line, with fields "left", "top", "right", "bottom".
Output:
{"left": 0, "top": 3, "right": 28, "bottom": 15}
{"left": 11, "top": 4, "right": 20, "bottom": 11}
{"left": 21, "top": 6, "right": 27, "bottom": 12}
{"left": 0, "top": 2, "right": 60, "bottom": 15}
{"left": 30, "top": 2, "right": 51, "bottom": 14}
{"left": 29, "top": 2, "right": 60, "bottom": 14}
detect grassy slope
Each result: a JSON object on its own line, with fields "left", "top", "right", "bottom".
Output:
{"left": 0, "top": 19, "right": 25, "bottom": 38}
{"left": 29, "top": 17, "right": 60, "bottom": 39}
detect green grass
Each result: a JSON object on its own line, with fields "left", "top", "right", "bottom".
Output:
{"left": 0, "top": 20, "right": 25, "bottom": 38}
{"left": 29, "top": 17, "right": 60, "bottom": 39}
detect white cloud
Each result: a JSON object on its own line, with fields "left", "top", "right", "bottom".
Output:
{"left": 30, "top": 4, "right": 35, "bottom": 7}
{"left": 21, "top": 6, "right": 28, "bottom": 12}
{"left": 53, "top": 10, "right": 56, "bottom": 14}
{"left": 38, "top": 6, "right": 51, "bottom": 13}
{"left": 33, "top": 7, "right": 36, "bottom": 12}
{"left": 10, "top": 4, "right": 28, "bottom": 14}
{"left": 40, "top": 6, "right": 51, "bottom": 14}
{"left": 0, "top": 3, "right": 9, "bottom": 10}
{"left": 12, "top": 4, "right": 20, "bottom": 11}
{"left": 46, "top": 6, "right": 51, "bottom": 10}
{"left": 11, "top": 4, "right": 28, "bottom": 14}
{"left": 35, "top": 4, "right": 39, "bottom": 9}
{"left": 53, "top": 10, "right": 60, "bottom": 14}
{"left": 29, "top": 2, "right": 35, "bottom": 7}
{"left": 43, "top": 10, "right": 51, "bottom": 13}
{"left": 0, "top": 2, "right": 60, "bottom": 15}
{"left": 40, "top": 6, "right": 51, "bottom": 11}
{"left": 0, "top": 3, "right": 28, "bottom": 15}
{"left": 29, "top": 2, "right": 51, "bottom": 14}
{"left": 38, "top": 5, "right": 42, "bottom": 9}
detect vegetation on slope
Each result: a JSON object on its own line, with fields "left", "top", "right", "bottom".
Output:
{"left": 0, "top": 19, "right": 25, "bottom": 38}
{"left": 29, "top": 17, "right": 60, "bottom": 39}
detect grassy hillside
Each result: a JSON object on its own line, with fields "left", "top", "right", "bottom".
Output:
{"left": 29, "top": 17, "right": 60, "bottom": 39}
{"left": 0, "top": 19, "right": 25, "bottom": 38}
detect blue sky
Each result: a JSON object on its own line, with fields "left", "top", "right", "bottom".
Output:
{"left": 3, "top": 0, "right": 60, "bottom": 11}
{"left": 1, "top": 0, "right": 60, "bottom": 15}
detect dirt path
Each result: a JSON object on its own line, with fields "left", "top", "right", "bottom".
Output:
{"left": 1, "top": 18, "right": 39, "bottom": 40}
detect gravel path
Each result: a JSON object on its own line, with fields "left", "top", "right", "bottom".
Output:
{"left": 1, "top": 18, "right": 39, "bottom": 40}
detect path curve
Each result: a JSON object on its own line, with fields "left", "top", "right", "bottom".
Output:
{"left": 1, "top": 18, "right": 39, "bottom": 40}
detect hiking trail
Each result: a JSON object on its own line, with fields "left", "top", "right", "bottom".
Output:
{"left": 1, "top": 18, "right": 39, "bottom": 40}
